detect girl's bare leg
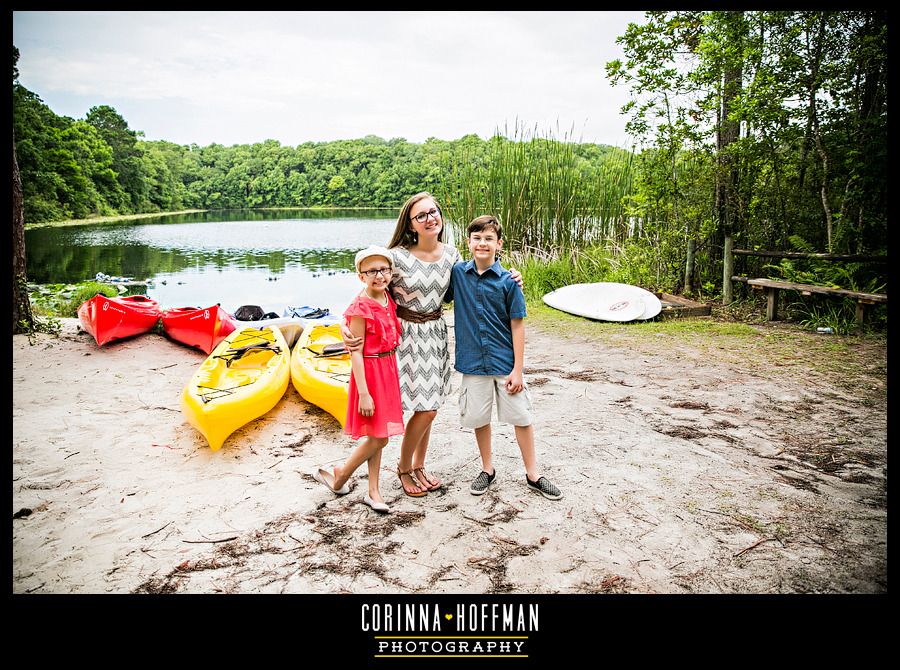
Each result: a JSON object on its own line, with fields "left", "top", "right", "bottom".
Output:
{"left": 397, "top": 410, "right": 437, "bottom": 493}
{"left": 333, "top": 437, "right": 387, "bottom": 491}
{"left": 412, "top": 421, "right": 441, "bottom": 488}
{"left": 367, "top": 446, "right": 384, "bottom": 503}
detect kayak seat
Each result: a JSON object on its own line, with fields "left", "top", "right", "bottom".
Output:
{"left": 214, "top": 343, "right": 283, "bottom": 367}
{"left": 309, "top": 342, "right": 348, "bottom": 358}
{"left": 286, "top": 306, "right": 331, "bottom": 319}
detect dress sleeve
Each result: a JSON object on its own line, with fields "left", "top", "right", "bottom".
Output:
{"left": 343, "top": 297, "right": 372, "bottom": 322}
{"left": 389, "top": 247, "right": 402, "bottom": 287}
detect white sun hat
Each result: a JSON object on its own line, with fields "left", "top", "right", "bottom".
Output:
{"left": 354, "top": 245, "right": 395, "bottom": 272}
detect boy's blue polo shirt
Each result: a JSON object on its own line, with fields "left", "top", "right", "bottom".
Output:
{"left": 451, "top": 259, "right": 527, "bottom": 376}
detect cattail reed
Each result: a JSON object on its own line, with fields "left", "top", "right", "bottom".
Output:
{"left": 439, "top": 120, "right": 637, "bottom": 276}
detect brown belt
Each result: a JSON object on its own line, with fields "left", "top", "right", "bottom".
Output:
{"left": 363, "top": 345, "right": 398, "bottom": 359}
{"left": 396, "top": 305, "right": 443, "bottom": 323}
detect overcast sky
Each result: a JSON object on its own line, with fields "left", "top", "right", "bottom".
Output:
{"left": 13, "top": 11, "right": 647, "bottom": 149}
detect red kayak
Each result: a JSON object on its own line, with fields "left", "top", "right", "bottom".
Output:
{"left": 77, "top": 294, "right": 161, "bottom": 346}
{"left": 161, "top": 304, "right": 238, "bottom": 354}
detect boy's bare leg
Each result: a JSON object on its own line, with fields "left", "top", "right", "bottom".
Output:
{"left": 475, "top": 424, "right": 494, "bottom": 474}
{"left": 514, "top": 424, "right": 539, "bottom": 481}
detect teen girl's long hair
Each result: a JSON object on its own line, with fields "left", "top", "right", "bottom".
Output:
{"left": 386, "top": 192, "right": 445, "bottom": 249}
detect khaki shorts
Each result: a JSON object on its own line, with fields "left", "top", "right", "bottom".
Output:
{"left": 458, "top": 374, "right": 534, "bottom": 428}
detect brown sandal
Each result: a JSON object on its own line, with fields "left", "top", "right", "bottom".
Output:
{"left": 397, "top": 465, "right": 427, "bottom": 497}
{"left": 413, "top": 467, "right": 441, "bottom": 491}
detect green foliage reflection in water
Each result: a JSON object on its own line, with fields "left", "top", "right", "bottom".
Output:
{"left": 25, "top": 227, "right": 360, "bottom": 285}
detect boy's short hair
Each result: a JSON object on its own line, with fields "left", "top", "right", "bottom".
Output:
{"left": 467, "top": 215, "right": 502, "bottom": 239}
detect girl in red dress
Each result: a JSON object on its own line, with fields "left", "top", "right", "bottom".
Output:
{"left": 312, "top": 246, "right": 404, "bottom": 513}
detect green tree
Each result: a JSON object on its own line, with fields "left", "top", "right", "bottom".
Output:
{"left": 65, "top": 120, "right": 129, "bottom": 214}
{"left": 13, "top": 46, "right": 34, "bottom": 333}
{"left": 86, "top": 104, "right": 147, "bottom": 211}
{"left": 606, "top": 10, "right": 887, "bottom": 295}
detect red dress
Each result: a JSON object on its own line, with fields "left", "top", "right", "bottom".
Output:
{"left": 343, "top": 292, "right": 405, "bottom": 440}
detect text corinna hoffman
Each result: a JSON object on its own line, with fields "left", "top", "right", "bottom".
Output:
{"left": 361, "top": 602, "right": 538, "bottom": 632}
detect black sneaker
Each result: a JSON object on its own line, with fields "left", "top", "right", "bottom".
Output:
{"left": 469, "top": 470, "right": 496, "bottom": 495}
{"left": 526, "top": 475, "right": 562, "bottom": 500}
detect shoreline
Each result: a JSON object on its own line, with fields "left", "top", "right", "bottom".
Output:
{"left": 24, "top": 206, "right": 400, "bottom": 230}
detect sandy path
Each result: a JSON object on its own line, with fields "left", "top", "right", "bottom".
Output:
{"left": 12, "top": 315, "right": 887, "bottom": 594}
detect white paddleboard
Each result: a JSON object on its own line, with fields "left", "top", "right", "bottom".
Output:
{"left": 617, "top": 283, "right": 662, "bottom": 319}
{"left": 542, "top": 283, "right": 662, "bottom": 322}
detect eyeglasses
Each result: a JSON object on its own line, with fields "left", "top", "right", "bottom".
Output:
{"left": 361, "top": 267, "right": 392, "bottom": 278}
{"left": 411, "top": 208, "right": 440, "bottom": 224}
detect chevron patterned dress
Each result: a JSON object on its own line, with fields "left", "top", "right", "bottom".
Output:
{"left": 389, "top": 244, "right": 462, "bottom": 412}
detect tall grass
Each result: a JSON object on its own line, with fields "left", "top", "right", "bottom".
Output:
{"left": 507, "top": 241, "right": 666, "bottom": 302}
{"left": 504, "top": 246, "right": 610, "bottom": 302}
{"left": 439, "top": 121, "right": 637, "bottom": 258}
{"left": 438, "top": 121, "right": 668, "bottom": 298}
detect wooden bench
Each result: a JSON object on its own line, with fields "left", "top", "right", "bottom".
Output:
{"left": 732, "top": 276, "right": 888, "bottom": 323}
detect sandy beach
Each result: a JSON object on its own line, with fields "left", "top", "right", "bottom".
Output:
{"left": 12, "top": 312, "right": 887, "bottom": 594}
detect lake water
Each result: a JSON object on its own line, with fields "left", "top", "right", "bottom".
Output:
{"left": 25, "top": 209, "right": 406, "bottom": 316}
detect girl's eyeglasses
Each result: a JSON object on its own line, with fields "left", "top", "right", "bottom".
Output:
{"left": 411, "top": 208, "right": 440, "bottom": 224}
{"left": 361, "top": 267, "right": 392, "bottom": 277}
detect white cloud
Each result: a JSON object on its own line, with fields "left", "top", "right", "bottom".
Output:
{"left": 13, "top": 10, "right": 644, "bottom": 147}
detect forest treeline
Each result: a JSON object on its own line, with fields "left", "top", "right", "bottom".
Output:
{"left": 12, "top": 76, "right": 621, "bottom": 223}
{"left": 12, "top": 10, "right": 888, "bottom": 306}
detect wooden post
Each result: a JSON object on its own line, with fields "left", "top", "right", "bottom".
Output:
{"left": 722, "top": 235, "right": 734, "bottom": 304}
{"left": 684, "top": 239, "right": 695, "bottom": 296}
{"left": 765, "top": 288, "right": 779, "bottom": 320}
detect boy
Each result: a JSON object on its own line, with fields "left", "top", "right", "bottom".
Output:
{"left": 450, "top": 215, "right": 562, "bottom": 500}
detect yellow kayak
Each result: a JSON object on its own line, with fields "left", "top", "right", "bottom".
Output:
{"left": 181, "top": 326, "right": 291, "bottom": 451}
{"left": 291, "top": 322, "right": 350, "bottom": 428}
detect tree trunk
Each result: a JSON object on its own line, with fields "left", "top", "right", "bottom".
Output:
{"left": 722, "top": 235, "right": 734, "bottom": 304}
{"left": 720, "top": 12, "right": 744, "bottom": 241}
{"left": 685, "top": 238, "right": 696, "bottom": 295}
{"left": 13, "top": 134, "right": 33, "bottom": 334}
{"left": 716, "top": 11, "right": 745, "bottom": 293}
{"left": 663, "top": 91, "right": 681, "bottom": 245}
{"left": 712, "top": 75, "right": 724, "bottom": 268}
{"left": 808, "top": 13, "right": 834, "bottom": 251}
{"left": 845, "top": 11, "right": 886, "bottom": 253}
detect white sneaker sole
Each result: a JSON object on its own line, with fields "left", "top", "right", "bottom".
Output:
{"left": 470, "top": 474, "right": 496, "bottom": 496}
